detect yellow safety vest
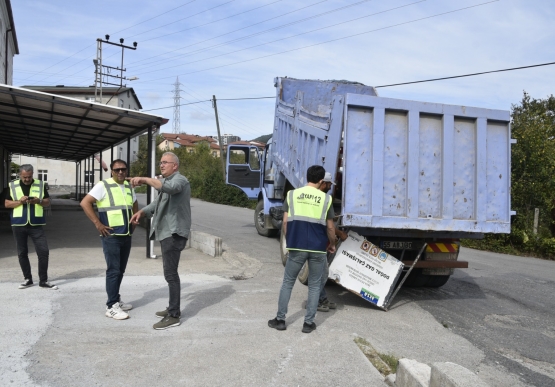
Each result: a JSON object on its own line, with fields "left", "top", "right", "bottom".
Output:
{"left": 9, "top": 180, "right": 46, "bottom": 226}
{"left": 286, "top": 186, "right": 331, "bottom": 253}
{"left": 96, "top": 178, "right": 134, "bottom": 236}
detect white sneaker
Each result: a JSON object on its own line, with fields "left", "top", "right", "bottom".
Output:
{"left": 117, "top": 301, "right": 133, "bottom": 311}
{"left": 105, "top": 303, "right": 129, "bottom": 320}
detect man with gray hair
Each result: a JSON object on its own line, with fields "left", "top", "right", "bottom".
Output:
{"left": 129, "top": 152, "right": 191, "bottom": 330}
{"left": 4, "top": 164, "right": 57, "bottom": 290}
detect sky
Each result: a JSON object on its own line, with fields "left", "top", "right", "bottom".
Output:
{"left": 10, "top": 0, "right": 555, "bottom": 141}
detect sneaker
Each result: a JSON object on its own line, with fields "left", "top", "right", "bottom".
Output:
{"left": 318, "top": 298, "right": 336, "bottom": 311}
{"left": 19, "top": 279, "right": 34, "bottom": 289}
{"left": 155, "top": 308, "right": 169, "bottom": 319}
{"left": 39, "top": 281, "right": 58, "bottom": 290}
{"left": 105, "top": 303, "right": 129, "bottom": 320}
{"left": 302, "top": 322, "right": 317, "bottom": 334}
{"left": 153, "top": 315, "right": 181, "bottom": 330}
{"left": 117, "top": 301, "right": 132, "bottom": 311}
{"left": 268, "top": 317, "right": 286, "bottom": 331}
{"left": 317, "top": 303, "right": 330, "bottom": 312}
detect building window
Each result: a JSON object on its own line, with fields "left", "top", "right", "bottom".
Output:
{"left": 38, "top": 169, "right": 48, "bottom": 182}
{"left": 119, "top": 99, "right": 124, "bottom": 107}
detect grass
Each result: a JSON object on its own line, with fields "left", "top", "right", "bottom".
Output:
{"left": 354, "top": 337, "right": 398, "bottom": 376}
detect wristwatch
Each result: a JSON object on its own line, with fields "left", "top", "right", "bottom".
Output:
{"left": 39, "top": 198, "right": 43, "bottom": 204}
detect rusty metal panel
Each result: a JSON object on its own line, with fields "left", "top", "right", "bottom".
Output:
{"left": 342, "top": 94, "right": 512, "bottom": 234}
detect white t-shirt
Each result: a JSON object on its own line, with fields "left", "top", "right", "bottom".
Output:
{"left": 88, "top": 181, "right": 137, "bottom": 204}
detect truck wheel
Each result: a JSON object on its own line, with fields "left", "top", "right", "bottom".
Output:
{"left": 297, "top": 262, "right": 309, "bottom": 285}
{"left": 280, "top": 232, "right": 288, "bottom": 266}
{"left": 425, "top": 275, "right": 451, "bottom": 288}
{"left": 254, "top": 200, "right": 278, "bottom": 237}
{"left": 402, "top": 269, "right": 429, "bottom": 287}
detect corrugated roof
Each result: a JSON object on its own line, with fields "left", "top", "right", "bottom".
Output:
{"left": 0, "top": 84, "right": 168, "bottom": 162}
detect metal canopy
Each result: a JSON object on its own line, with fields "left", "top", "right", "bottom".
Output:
{"left": 0, "top": 84, "right": 168, "bottom": 162}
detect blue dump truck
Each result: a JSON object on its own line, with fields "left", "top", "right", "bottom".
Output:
{"left": 226, "top": 77, "right": 514, "bottom": 287}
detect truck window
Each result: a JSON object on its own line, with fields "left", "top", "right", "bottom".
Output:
{"left": 249, "top": 148, "right": 260, "bottom": 171}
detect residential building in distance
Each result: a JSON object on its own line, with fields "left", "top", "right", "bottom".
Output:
{"left": 13, "top": 86, "right": 143, "bottom": 188}
{"left": 159, "top": 133, "right": 222, "bottom": 157}
{"left": 211, "top": 134, "right": 241, "bottom": 145}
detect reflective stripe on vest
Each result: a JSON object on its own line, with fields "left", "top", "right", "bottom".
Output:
{"left": 96, "top": 178, "right": 134, "bottom": 236}
{"left": 9, "top": 180, "right": 46, "bottom": 226}
{"left": 285, "top": 186, "right": 331, "bottom": 253}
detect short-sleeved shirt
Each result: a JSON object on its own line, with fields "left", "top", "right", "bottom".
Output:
{"left": 88, "top": 181, "right": 137, "bottom": 203}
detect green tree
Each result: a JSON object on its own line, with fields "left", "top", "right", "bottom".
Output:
{"left": 511, "top": 92, "right": 555, "bottom": 248}
{"left": 464, "top": 92, "right": 555, "bottom": 258}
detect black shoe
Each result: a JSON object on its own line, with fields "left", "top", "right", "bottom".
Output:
{"left": 268, "top": 318, "right": 286, "bottom": 331}
{"left": 19, "top": 279, "right": 33, "bottom": 289}
{"left": 39, "top": 281, "right": 58, "bottom": 290}
{"left": 302, "top": 322, "right": 316, "bottom": 333}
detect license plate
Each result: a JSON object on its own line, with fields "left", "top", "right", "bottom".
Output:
{"left": 381, "top": 241, "right": 417, "bottom": 250}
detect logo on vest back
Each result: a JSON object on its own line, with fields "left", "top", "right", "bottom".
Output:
{"left": 297, "top": 193, "right": 321, "bottom": 204}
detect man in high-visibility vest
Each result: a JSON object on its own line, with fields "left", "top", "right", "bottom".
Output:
{"left": 268, "top": 165, "right": 336, "bottom": 334}
{"left": 5, "top": 164, "right": 57, "bottom": 290}
{"left": 4, "top": 164, "right": 58, "bottom": 290}
{"left": 81, "top": 159, "right": 138, "bottom": 320}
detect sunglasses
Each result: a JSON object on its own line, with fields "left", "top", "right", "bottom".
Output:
{"left": 112, "top": 168, "right": 127, "bottom": 173}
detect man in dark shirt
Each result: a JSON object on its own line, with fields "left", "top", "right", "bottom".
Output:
{"left": 4, "top": 164, "right": 57, "bottom": 289}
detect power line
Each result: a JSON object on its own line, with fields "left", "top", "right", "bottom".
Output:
{"left": 135, "top": 0, "right": 498, "bottom": 84}
{"left": 133, "top": 1, "right": 421, "bottom": 76}
{"left": 17, "top": 1, "right": 197, "bottom": 82}
{"left": 129, "top": 0, "right": 257, "bottom": 41}
{"left": 140, "top": 0, "right": 373, "bottom": 63}
{"left": 375, "top": 61, "right": 555, "bottom": 88}
{"left": 143, "top": 99, "right": 211, "bottom": 112}
{"left": 112, "top": 1, "right": 196, "bottom": 36}
{"left": 128, "top": 0, "right": 327, "bottom": 68}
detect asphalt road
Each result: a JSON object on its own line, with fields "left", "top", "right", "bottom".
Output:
{"left": 186, "top": 197, "right": 555, "bottom": 387}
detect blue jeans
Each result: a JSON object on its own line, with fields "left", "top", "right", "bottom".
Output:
{"left": 277, "top": 250, "right": 325, "bottom": 324}
{"left": 160, "top": 234, "right": 187, "bottom": 318}
{"left": 12, "top": 225, "right": 50, "bottom": 283}
{"left": 101, "top": 235, "right": 132, "bottom": 308}
{"left": 319, "top": 255, "right": 330, "bottom": 302}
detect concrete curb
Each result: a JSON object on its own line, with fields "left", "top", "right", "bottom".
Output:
{"left": 385, "top": 358, "right": 490, "bottom": 387}
{"left": 189, "top": 230, "right": 223, "bottom": 257}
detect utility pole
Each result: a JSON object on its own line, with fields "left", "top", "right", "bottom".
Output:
{"left": 172, "top": 77, "right": 182, "bottom": 134}
{"left": 212, "top": 95, "right": 226, "bottom": 181}
{"left": 93, "top": 35, "right": 138, "bottom": 104}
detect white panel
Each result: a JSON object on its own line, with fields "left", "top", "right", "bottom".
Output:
{"left": 452, "top": 117, "right": 476, "bottom": 220}
{"left": 343, "top": 107, "right": 373, "bottom": 215}
{"left": 418, "top": 114, "right": 442, "bottom": 218}
{"left": 382, "top": 110, "right": 408, "bottom": 217}
{"left": 486, "top": 121, "right": 510, "bottom": 221}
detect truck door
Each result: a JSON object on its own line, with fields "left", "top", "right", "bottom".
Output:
{"left": 226, "top": 144, "right": 261, "bottom": 199}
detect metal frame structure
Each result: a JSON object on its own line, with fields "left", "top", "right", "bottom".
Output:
{"left": 0, "top": 84, "right": 168, "bottom": 257}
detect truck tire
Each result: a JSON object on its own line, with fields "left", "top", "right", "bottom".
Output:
{"left": 402, "top": 269, "right": 429, "bottom": 288}
{"left": 280, "top": 232, "right": 288, "bottom": 266}
{"left": 255, "top": 200, "right": 278, "bottom": 237}
{"left": 297, "top": 262, "right": 309, "bottom": 285}
{"left": 425, "top": 275, "right": 451, "bottom": 288}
